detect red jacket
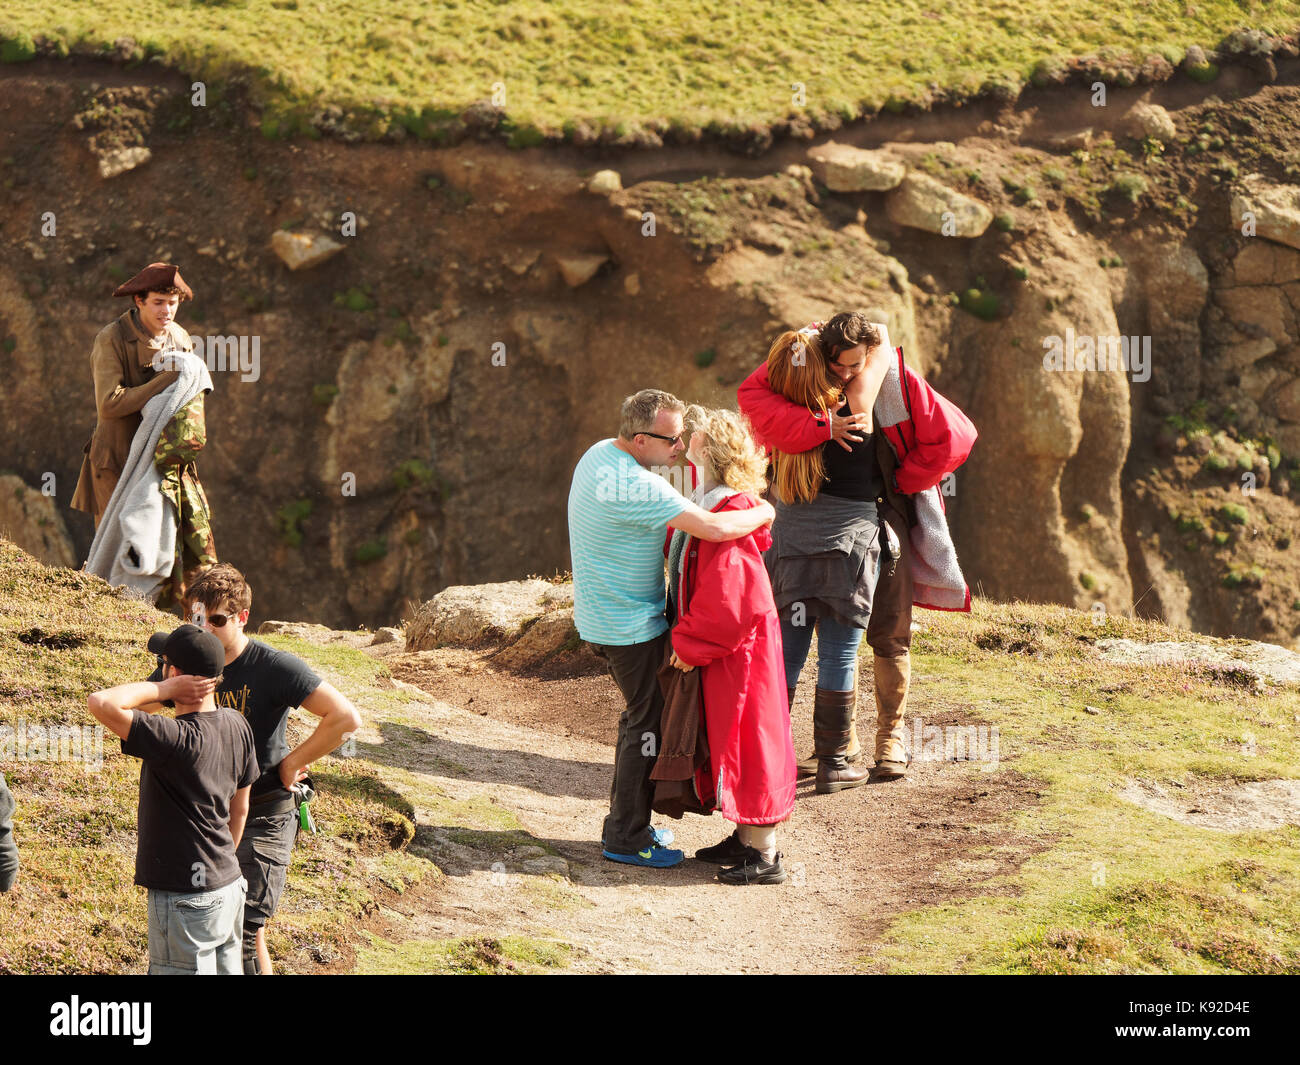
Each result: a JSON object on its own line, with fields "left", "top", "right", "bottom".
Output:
{"left": 737, "top": 347, "right": 976, "bottom": 495}
{"left": 738, "top": 346, "right": 976, "bottom": 612}
{"left": 671, "top": 491, "right": 796, "bottom": 826}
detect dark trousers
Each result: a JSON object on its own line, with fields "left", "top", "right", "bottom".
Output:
{"left": 591, "top": 631, "right": 669, "bottom": 854}
{"left": 866, "top": 501, "right": 914, "bottom": 659}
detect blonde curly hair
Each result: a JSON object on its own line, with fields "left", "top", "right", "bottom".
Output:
{"left": 683, "top": 405, "right": 768, "bottom": 498}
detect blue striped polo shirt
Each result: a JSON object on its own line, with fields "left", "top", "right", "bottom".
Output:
{"left": 567, "top": 440, "right": 689, "bottom": 646}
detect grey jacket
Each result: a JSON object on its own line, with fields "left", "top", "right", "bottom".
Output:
{"left": 0, "top": 772, "right": 18, "bottom": 892}
{"left": 764, "top": 492, "right": 899, "bottom": 630}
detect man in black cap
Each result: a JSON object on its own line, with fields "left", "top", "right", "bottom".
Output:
{"left": 72, "top": 262, "right": 197, "bottom": 529}
{"left": 88, "top": 623, "right": 258, "bottom": 975}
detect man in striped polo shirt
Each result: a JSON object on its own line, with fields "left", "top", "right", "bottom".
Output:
{"left": 568, "top": 389, "right": 775, "bottom": 868}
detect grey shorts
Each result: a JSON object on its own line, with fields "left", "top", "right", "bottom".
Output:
{"left": 147, "top": 878, "right": 246, "bottom": 975}
{"left": 235, "top": 808, "right": 299, "bottom": 930}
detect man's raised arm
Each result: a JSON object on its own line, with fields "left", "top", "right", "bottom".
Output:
{"left": 668, "top": 498, "right": 775, "bottom": 542}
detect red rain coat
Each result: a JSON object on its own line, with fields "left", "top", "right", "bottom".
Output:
{"left": 670, "top": 491, "right": 796, "bottom": 825}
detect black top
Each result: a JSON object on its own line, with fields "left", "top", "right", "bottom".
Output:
{"left": 149, "top": 637, "right": 322, "bottom": 799}
{"left": 122, "top": 709, "right": 258, "bottom": 893}
{"left": 821, "top": 397, "right": 885, "bottom": 502}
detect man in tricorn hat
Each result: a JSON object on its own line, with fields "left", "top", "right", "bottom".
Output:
{"left": 75, "top": 262, "right": 218, "bottom": 608}
{"left": 72, "top": 262, "right": 196, "bottom": 527}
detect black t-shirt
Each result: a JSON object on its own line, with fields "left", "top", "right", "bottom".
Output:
{"left": 122, "top": 709, "right": 258, "bottom": 893}
{"left": 821, "top": 397, "right": 886, "bottom": 502}
{"left": 149, "top": 638, "right": 321, "bottom": 798}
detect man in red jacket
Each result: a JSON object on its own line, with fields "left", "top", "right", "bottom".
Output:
{"left": 738, "top": 312, "right": 976, "bottom": 781}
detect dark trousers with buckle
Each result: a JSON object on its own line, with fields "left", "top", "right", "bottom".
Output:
{"left": 590, "top": 631, "right": 669, "bottom": 855}
{"left": 866, "top": 500, "right": 914, "bottom": 657}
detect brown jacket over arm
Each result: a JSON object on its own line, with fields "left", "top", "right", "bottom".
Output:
{"left": 70, "top": 310, "right": 191, "bottom": 521}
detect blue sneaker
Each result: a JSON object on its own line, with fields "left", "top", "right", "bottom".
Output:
{"left": 602, "top": 845, "right": 685, "bottom": 868}
{"left": 602, "top": 825, "right": 675, "bottom": 849}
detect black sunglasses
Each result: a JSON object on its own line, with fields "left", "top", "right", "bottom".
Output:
{"left": 639, "top": 431, "right": 683, "bottom": 444}
{"left": 190, "top": 608, "right": 235, "bottom": 628}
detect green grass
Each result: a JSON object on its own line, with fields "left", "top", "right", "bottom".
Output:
{"left": 865, "top": 599, "right": 1300, "bottom": 974}
{"left": 0, "top": 539, "right": 569, "bottom": 974}
{"left": 4, "top": 2, "right": 1299, "bottom": 140}
{"left": 0, "top": 541, "right": 440, "bottom": 973}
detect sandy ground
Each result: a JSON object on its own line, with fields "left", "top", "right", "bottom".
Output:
{"left": 330, "top": 638, "right": 1044, "bottom": 974}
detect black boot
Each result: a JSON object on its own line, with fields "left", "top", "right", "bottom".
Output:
{"left": 814, "top": 687, "right": 870, "bottom": 794}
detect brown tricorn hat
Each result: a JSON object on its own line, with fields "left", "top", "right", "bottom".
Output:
{"left": 112, "top": 262, "right": 194, "bottom": 300}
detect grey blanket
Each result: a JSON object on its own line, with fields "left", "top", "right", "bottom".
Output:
{"left": 84, "top": 351, "right": 213, "bottom": 602}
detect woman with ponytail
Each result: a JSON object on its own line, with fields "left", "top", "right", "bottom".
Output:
{"left": 754, "top": 326, "right": 893, "bottom": 794}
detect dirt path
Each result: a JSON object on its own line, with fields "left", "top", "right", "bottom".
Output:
{"left": 340, "top": 638, "right": 1042, "bottom": 974}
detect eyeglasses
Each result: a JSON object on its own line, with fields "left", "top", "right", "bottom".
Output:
{"left": 639, "top": 431, "right": 683, "bottom": 445}
{"left": 190, "top": 609, "right": 235, "bottom": 628}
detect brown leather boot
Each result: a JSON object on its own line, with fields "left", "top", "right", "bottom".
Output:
{"left": 814, "top": 687, "right": 870, "bottom": 794}
{"left": 799, "top": 677, "right": 861, "bottom": 778}
{"left": 869, "top": 653, "right": 910, "bottom": 782}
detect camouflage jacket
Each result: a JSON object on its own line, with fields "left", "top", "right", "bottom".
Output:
{"left": 153, "top": 393, "right": 217, "bottom": 608}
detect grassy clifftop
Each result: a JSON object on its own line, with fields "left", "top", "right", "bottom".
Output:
{"left": 2, "top": 1, "right": 1299, "bottom": 142}
{"left": 1, "top": 536, "right": 1298, "bottom": 973}
{"left": 0, "top": 538, "right": 564, "bottom": 974}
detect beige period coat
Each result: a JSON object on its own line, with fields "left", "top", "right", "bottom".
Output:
{"left": 70, "top": 309, "right": 195, "bottom": 526}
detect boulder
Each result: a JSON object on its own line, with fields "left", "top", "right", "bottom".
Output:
{"left": 406, "top": 579, "right": 574, "bottom": 650}
{"left": 98, "top": 146, "right": 151, "bottom": 179}
{"left": 493, "top": 608, "right": 578, "bottom": 669}
{"left": 0, "top": 475, "right": 76, "bottom": 568}
{"left": 885, "top": 173, "right": 993, "bottom": 237}
{"left": 555, "top": 253, "right": 609, "bottom": 288}
{"left": 1231, "top": 175, "right": 1300, "bottom": 251}
{"left": 1096, "top": 637, "right": 1300, "bottom": 687}
{"left": 270, "top": 230, "right": 346, "bottom": 271}
{"left": 1122, "top": 102, "right": 1176, "bottom": 141}
{"left": 806, "top": 141, "right": 906, "bottom": 192}
{"left": 369, "top": 626, "right": 404, "bottom": 646}
{"left": 587, "top": 169, "right": 622, "bottom": 195}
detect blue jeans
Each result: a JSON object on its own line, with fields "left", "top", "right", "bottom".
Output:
{"left": 146, "top": 877, "right": 246, "bottom": 975}
{"left": 780, "top": 615, "right": 864, "bottom": 692}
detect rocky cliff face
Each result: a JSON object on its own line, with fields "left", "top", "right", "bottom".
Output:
{"left": 1, "top": 60, "right": 1298, "bottom": 645}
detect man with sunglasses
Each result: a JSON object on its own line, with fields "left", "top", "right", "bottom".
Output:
{"left": 568, "top": 389, "right": 775, "bottom": 868}
{"left": 143, "top": 563, "right": 361, "bottom": 973}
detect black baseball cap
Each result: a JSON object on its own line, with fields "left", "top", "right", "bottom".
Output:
{"left": 147, "top": 624, "right": 225, "bottom": 678}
